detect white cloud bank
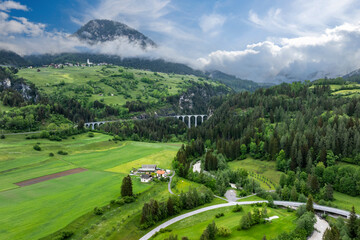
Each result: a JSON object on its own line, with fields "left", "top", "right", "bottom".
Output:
{"left": 198, "top": 22, "right": 360, "bottom": 82}
{"left": 3, "top": 0, "right": 360, "bottom": 83}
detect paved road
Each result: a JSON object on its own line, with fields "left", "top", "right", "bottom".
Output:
{"left": 168, "top": 172, "right": 175, "bottom": 195}
{"left": 309, "top": 215, "right": 330, "bottom": 240}
{"left": 273, "top": 201, "right": 359, "bottom": 218}
{"left": 192, "top": 161, "right": 201, "bottom": 173}
{"left": 139, "top": 200, "right": 358, "bottom": 240}
{"left": 139, "top": 201, "right": 261, "bottom": 240}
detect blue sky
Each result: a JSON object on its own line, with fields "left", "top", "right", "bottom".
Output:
{"left": 2, "top": 0, "right": 360, "bottom": 82}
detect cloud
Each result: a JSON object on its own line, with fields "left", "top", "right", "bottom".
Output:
{"left": 198, "top": 22, "right": 360, "bottom": 82}
{"left": 199, "top": 14, "right": 226, "bottom": 36}
{"left": 0, "top": 1, "right": 28, "bottom": 12}
{"left": 248, "top": 0, "right": 360, "bottom": 36}
{"left": 0, "top": 2, "right": 45, "bottom": 36}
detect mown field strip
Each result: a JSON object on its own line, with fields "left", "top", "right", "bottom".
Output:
{"left": 15, "top": 168, "right": 87, "bottom": 187}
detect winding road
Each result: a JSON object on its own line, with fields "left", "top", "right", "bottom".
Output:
{"left": 139, "top": 200, "right": 358, "bottom": 240}
{"left": 168, "top": 171, "right": 175, "bottom": 195}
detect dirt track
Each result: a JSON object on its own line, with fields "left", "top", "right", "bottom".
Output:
{"left": 15, "top": 168, "right": 87, "bottom": 187}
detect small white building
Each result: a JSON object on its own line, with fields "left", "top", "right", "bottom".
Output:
{"left": 141, "top": 174, "right": 152, "bottom": 183}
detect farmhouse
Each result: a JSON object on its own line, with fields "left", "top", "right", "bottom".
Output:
{"left": 138, "top": 165, "right": 157, "bottom": 173}
{"left": 140, "top": 174, "right": 152, "bottom": 183}
{"left": 156, "top": 170, "right": 166, "bottom": 178}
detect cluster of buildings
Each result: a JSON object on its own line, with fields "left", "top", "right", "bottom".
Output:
{"left": 134, "top": 165, "right": 171, "bottom": 183}
{"left": 28, "top": 59, "right": 110, "bottom": 69}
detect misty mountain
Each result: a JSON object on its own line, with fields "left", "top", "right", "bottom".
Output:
{"left": 0, "top": 50, "right": 28, "bottom": 67}
{"left": 24, "top": 53, "right": 263, "bottom": 92}
{"left": 208, "top": 70, "right": 268, "bottom": 92}
{"left": 73, "top": 19, "right": 156, "bottom": 48}
{"left": 343, "top": 68, "right": 360, "bottom": 79}
{"left": 24, "top": 53, "right": 203, "bottom": 75}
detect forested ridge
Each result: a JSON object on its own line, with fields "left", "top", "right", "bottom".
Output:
{"left": 169, "top": 82, "right": 360, "bottom": 201}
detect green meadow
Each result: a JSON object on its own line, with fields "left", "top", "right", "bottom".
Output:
{"left": 228, "top": 158, "right": 282, "bottom": 185}
{"left": 17, "top": 66, "right": 218, "bottom": 108}
{"left": 152, "top": 205, "right": 297, "bottom": 240}
{"left": 0, "top": 133, "right": 180, "bottom": 240}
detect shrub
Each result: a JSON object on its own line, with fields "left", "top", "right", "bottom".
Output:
{"left": 88, "top": 132, "right": 94, "bottom": 138}
{"left": 215, "top": 212, "right": 224, "bottom": 218}
{"left": 115, "top": 199, "right": 125, "bottom": 206}
{"left": 232, "top": 204, "right": 243, "bottom": 212}
{"left": 239, "top": 214, "right": 251, "bottom": 230}
{"left": 296, "top": 205, "right": 307, "bottom": 217}
{"left": 83, "top": 228, "right": 89, "bottom": 235}
{"left": 296, "top": 212, "right": 316, "bottom": 236}
{"left": 56, "top": 231, "right": 73, "bottom": 240}
{"left": 40, "top": 130, "right": 50, "bottom": 138}
{"left": 49, "top": 152, "right": 54, "bottom": 157}
{"left": 49, "top": 135, "right": 62, "bottom": 141}
{"left": 94, "top": 207, "right": 104, "bottom": 215}
{"left": 33, "top": 144, "right": 41, "bottom": 151}
{"left": 123, "top": 196, "right": 135, "bottom": 203}
{"left": 217, "top": 226, "right": 231, "bottom": 237}
{"left": 57, "top": 150, "right": 68, "bottom": 155}
{"left": 0, "top": 134, "right": 5, "bottom": 139}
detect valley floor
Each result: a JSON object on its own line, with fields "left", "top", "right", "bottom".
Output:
{"left": 0, "top": 133, "right": 179, "bottom": 240}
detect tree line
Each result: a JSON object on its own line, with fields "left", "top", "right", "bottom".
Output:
{"left": 139, "top": 187, "right": 214, "bottom": 229}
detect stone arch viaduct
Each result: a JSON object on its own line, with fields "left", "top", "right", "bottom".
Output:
{"left": 84, "top": 114, "right": 208, "bottom": 129}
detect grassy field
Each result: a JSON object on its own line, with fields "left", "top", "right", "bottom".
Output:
{"left": 152, "top": 205, "right": 297, "bottom": 240}
{"left": 228, "top": 158, "right": 282, "bottom": 185}
{"left": 17, "top": 66, "right": 220, "bottom": 108}
{"left": 332, "top": 191, "right": 360, "bottom": 212}
{"left": 237, "top": 195, "right": 265, "bottom": 202}
{"left": 171, "top": 176, "right": 203, "bottom": 194}
{"left": 0, "top": 133, "right": 180, "bottom": 240}
{"left": 48, "top": 187, "right": 226, "bottom": 240}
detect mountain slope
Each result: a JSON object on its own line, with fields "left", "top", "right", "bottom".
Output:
{"left": 0, "top": 50, "right": 28, "bottom": 67}
{"left": 24, "top": 53, "right": 204, "bottom": 76}
{"left": 208, "top": 70, "right": 268, "bottom": 92}
{"left": 73, "top": 19, "right": 156, "bottom": 48}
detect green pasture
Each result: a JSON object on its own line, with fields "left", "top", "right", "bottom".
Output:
{"left": 171, "top": 176, "right": 203, "bottom": 194}
{"left": 17, "top": 66, "right": 217, "bottom": 107}
{"left": 0, "top": 132, "right": 180, "bottom": 240}
{"left": 228, "top": 158, "right": 281, "bottom": 185}
{"left": 237, "top": 195, "right": 265, "bottom": 202}
{"left": 332, "top": 89, "right": 360, "bottom": 96}
{"left": 42, "top": 183, "right": 226, "bottom": 240}
{"left": 152, "top": 205, "right": 297, "bottom": 240}
{"left": 333, "top": 191, "right": 360, "bottom": 212}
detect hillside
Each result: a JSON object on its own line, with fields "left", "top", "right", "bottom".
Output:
{"left": 0, "top": 50, "right": 28, "bottom": 67}
{"left": 24, "top": 53, "right": 204, "bottom": 76}
{"left": 72, "top": 19, "right": 156, "bottom": 48}
{"left": 208, "top": 70, "right": 266, "bottom": 92}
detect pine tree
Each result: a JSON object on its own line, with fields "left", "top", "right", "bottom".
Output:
{"left": 322, "top": 226, "right": 340, "bottom": 240}
{"left": 290, "top": 186, "right": 298, "bottom": 201}
{"left": 167, "top": 197, "right": 174, "bottom": 216}
{"left": 121, "top": 175, "right": 133, "bottom": 197}
{"left": 306, "top": 194, "right": 314, "bottom": 213}
{"left": 348, "top": 206, "right": 358, "bottom": 239}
